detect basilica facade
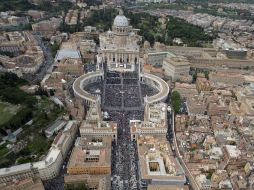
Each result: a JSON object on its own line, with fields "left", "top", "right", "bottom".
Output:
{"left": 98, "top": 10, "right": 142, "bottom": 72}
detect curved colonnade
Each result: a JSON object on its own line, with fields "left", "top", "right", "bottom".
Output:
{"left": 73, "top": 71, "right": 169, "bottom": 106}
{"left": 73, "top": 71, "right": 104, "bottom": 105}
{"left": 140, "top": 73, "right": 169, "bottom": 104}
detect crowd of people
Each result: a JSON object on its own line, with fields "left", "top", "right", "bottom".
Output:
{"left": 103, "top": 71, "right": 144, "bottom": 109}
{"left": 140, "top": 82, "right": 159, "bottom": 97}
{"left": 85, "top": 71, "right": 159, "bottom": 109}
{"left": 110, "top": 111, "right": 143, "bottom": 190}
{"left": 106, "top": 78, "right": 121, "bottom": 84}
{"left": 122, "top": 72, "right": 138, "bottom": 79}
{"left": 104, "top": 85, "right": 122, "bottom": 107}
{"left": 123, "top": 79, "right": 138, "bottom": 85}
{"left": 123, "top": 86, "right": 141, "bottom": 107}
{"left": 106, "top": 72, "right": 120, "bottom": 78}
{"left": 84, "top": 82, "right": 103, "bottom": 93}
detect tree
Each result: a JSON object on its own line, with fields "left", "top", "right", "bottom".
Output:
{"left": 171, "top": 91, "right": 181, "bottom": 114}
{"left": 49, "top": 89, "right": 55, "bottom": 96}
{"left": 35, "top": 87, "right": 48, "bottom": 96}
{"left": 192, "top": 71, "right": 197, "bottom": 82}
{"left": 0, "top": 73, "right": 37, "bottom": 130}
{"left": 204, "top": 70, "right": 209, "bottom": 79}
{"left": 165, "top": 16, "right": 215, "bottom": 47}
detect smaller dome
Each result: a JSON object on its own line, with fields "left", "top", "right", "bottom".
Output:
{"left": 144, "top": 41, "right": 151, "bottom": 48}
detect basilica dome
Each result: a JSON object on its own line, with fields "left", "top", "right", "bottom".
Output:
{"left": 113, "top": 10, "right": 129, "bottom": 27}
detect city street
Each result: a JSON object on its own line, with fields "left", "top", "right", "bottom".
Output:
{"left": 23, "top": 33, "right": 54, "bottom": 83}
{"left": 110, "top": 111, "right": 142, "bottom": 190}
{"left": 170, "top": 110, "right": 198, "bottom": 190}
{"left": 43, "top": 132, "right": 80, "bottom": 190}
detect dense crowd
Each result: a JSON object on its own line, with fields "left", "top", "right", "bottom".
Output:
{"left": 110, "top": 111, "right": 143, "bottom": 190}
{"left": 122, "top": 72, "right": 138, "bottom": 79}
{"left": 84, "top": 82, "right": 103, "bottom": 93}
{"left": 140, "top": 82, "right": 159, "bottom": 97}
{"left": 104, "top": 85, "right": 122, "bottom": 107}
{"left": 84, "top": 63, "right": 96, "bottom": 73}
{"left": 123, "top": 86, "right": 141, "bottom": 107}
{"left": 84, "top": 71, "right": 158, "bottom": 109}
{"left": 123, "top": 79, "right": 138, "bottom": 85}
{"left": 107, "top": 72, "right": 120, "bottom": 78}
{"left": 106, "top": 78, "right": 121, "bottom": 84}
{"left": 103, "top": 72, "right": 143, "bottom": 108}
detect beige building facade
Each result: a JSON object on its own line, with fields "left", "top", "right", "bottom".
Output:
{"left": 98, "top": 10, "right": 141, "bottom": 72}
{"left": 163, "top": 56, "right": 190, "bottom": 81}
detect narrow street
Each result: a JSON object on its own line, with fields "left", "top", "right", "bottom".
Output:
{"left": 23, "top": 33, "right": 54, "bottom": 83}
{"left": 110, "top": 111, "right": 142, "bottom": 190}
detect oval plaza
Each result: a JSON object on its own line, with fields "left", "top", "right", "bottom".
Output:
{"left": 72, "top": 71, "right": 169, "bottom": 106}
